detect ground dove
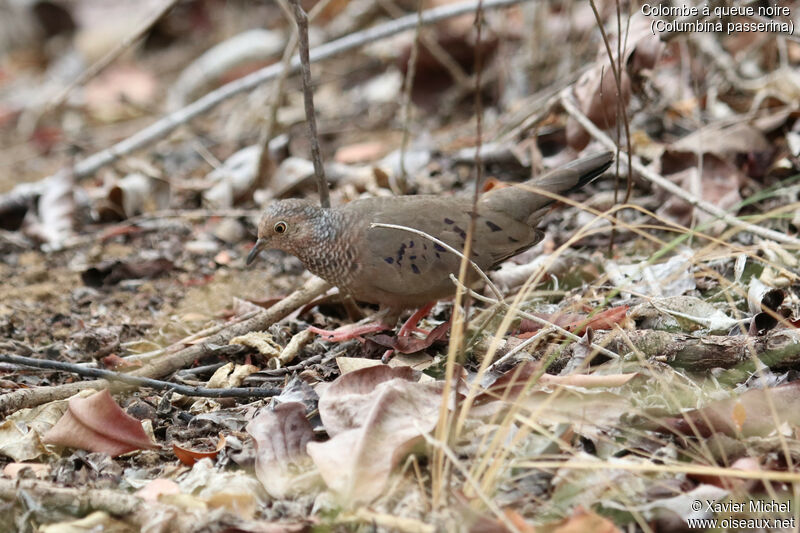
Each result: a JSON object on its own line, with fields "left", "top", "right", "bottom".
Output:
{"left": 247, "top": 151, "right": 613, "bottom": 339}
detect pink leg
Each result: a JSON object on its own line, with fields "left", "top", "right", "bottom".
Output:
{"left": 397, "top": 302, "right": 435, "bottom": 337}
{"left": 308, "top": 322, "right": 390, "bottom": 342}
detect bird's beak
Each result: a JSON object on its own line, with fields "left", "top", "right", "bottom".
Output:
{"left": 246, "top": 238, "right": 267, "bottom": 266}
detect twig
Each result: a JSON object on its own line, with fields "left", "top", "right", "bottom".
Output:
{"left": 45, "top": 0, "right": 181, "bottom": 113}
{"left": 449, "top": 275, "right": 620, "bottom": 362}
{"left": 397, "top": 0, "right": 425, "bottom": 192}
{"left": 0, "top": 276, "right": 331, "bottom": 415}
{"left": 559, "top": 90, "right": 800, "bottom": 246}
{"left": 255, "top": 0, "right": 336, "bottom": 188}
{"left": 0, "top": 353, "right": 281, "bottom": 398}
{"left": 48, "top": 0, "right": 532, "bottom": 184}
{"left": 289, "top": 0, "right": 330, "bottom": 208}
{"left": 0, "top": 478, "right": 142, "bottom": 517}
{"left": 255, "top": 3, "right": 299, "bottom": 187}
{"left": 251, "top": 353, "right": 323, "bottom": 377}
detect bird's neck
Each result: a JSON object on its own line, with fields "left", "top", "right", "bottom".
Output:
{"left": 291, "top": 209, "right": 360, "bottom": 289}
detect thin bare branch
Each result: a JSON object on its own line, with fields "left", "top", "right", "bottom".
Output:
{"left": 559, "top": 89, "right": 800, "bottom": 247}
{"left": 288, "top": 0, "right": 330, "bottom": 208}
{"left": 52, "top": 0, "right": 533, "bottom": 187}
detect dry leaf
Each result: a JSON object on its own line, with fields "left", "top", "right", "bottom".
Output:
{"left": 659, "top": 382, "right": 800, "bottom": 438}
{"left": 173, "top": 437, "right": 225, "bottom": 467}
{"left": 307, "top": 366, "right": 443, "bottom": 503}
{"left": 246, "top": 402, "right": 318, "bottom": 499}
{"left": 43, "top": 389, "right": 157, "bottom": 457}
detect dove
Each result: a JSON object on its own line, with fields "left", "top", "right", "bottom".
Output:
{"left": 247, "top": 151, "right": 614, "bottom": 340}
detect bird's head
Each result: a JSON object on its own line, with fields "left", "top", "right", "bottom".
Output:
{"left": 246, "top": 199, "right": 324, "bottom": 265}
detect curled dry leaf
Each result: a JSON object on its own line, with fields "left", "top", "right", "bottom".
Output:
{"left": 43, "top": 389, "right": 157, "bottom": 457}
{"left": 308, "top": 365, "right": 443, "bottom": 504}
{"left": 206, "top": 362, "right": 259, "bottom": 389}
{"left": 369, "top": 320, "right": 450, "bottom": 354}
{"left": 316, "top": 366, "right": 416, "bottom": 437}
{"left": 658, "top": 382, "right": 800, "bottom": 438}
{"left": 179, "top": 459, "right": 266, "bottom": 520}
{"left": 229, "top": 331, "right": 282, "bottom": 360}
{"left": 246, "top": 402, "right": 317, "bottom": 499}
{"left": 203, "top": 145, "right": 260, "bottom": 208}
{"left": 0, "top": 390, "right": 93, "bottom": 461}
{"left": 173, "top": 436, "right": 225, "bottom": 467}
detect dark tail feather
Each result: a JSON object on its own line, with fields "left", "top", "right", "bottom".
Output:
{"left": 480, "top": 151, "right": 614, "bottom": 223}
{"left": 553, "top": 151, "right": 615, "bottom": 193}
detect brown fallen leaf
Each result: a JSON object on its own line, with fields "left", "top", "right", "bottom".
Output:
{"left": 308, "top": 366, "right": 443, "bottom": 504}
{"left": 173, "top": 436, "right": 225, "bottom": 466}
{"left": 246, "top": 402, "right": 318, "bottom": 499}
{"left": 43, "top": 389, "right": 157, "bottom": 457}
{"left": 658, "top": 382, "right": 800, "bottom": 438}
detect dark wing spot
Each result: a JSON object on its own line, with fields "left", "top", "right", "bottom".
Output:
{"left": 453, "top": 226, "right": 467, "bottom": 239}
{"left": 411, "top": 264, "right": 420, "bottom": 274}
{"left": 435, "top": 252, "right": 441, "bottom": 258}
{"left": 443, "top": 218, "right": 454, "bottom": 224}
{"left": 408, "top": 240, "right": 414, "bottom": 248}
{"left": 396, "top": 243, "right": 407, "bottom": 262}
{"left": 434, "top": 243, "right": 446, "bottom": 252}
{"left": 485, "top": 220, "right": 502, "bottom": 232}
{"left": 409, "top": 255, "right": 417, "bottom": 260}
{"left": 384, "top": 257, "right": 394, "bottom": 264}
{"left": 509, "top": 236, "right": 520, "bottom": 243}
{"left": 423, "top": 244, "right": 427, "bottom": 250}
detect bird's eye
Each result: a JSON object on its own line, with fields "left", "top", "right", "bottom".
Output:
{"left": 273, "top": 221, "right": 288, "bottom": 234}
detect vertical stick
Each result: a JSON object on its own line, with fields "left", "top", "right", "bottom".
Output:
{"left": 289, "top": 0, "right": 331, "bottom": 208}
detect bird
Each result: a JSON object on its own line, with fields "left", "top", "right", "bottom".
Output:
{"left": 247, "top": 151, "right": 614, "bottom": 342}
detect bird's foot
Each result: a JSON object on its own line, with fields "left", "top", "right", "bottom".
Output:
{"left": 308, "top": 323, "right": 390, "bottom": 342}
{"left": 397, "top": 302, "right": 435, "bottom": 337}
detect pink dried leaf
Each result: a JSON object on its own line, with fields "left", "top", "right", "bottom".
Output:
{"left": 43, "top": 389, "right": 157, "bottom": 457}
{"left": 246, "top": 402, "right": 317, "bottom": 499}
{"left": 308, "top": 373, "right": 443, "bottom": 504}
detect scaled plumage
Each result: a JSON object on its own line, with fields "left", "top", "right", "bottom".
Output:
{"left": 248, "top": 151, "right": 614, "bottom": 324}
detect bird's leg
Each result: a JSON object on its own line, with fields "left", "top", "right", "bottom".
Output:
{"left": 308, "top": 322, "right": 390, "bottom": 342}
{"left": 397, "top": 302, "right": 435, "bottom": 337}
{"left": 308, "top": 308, "right": 399, "bottom": 342}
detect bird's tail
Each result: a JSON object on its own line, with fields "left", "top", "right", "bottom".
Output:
{"left": 479, "top": 151, "right": 614, "bottom": 224}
